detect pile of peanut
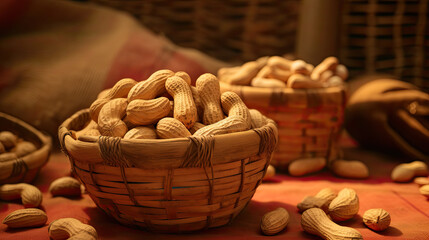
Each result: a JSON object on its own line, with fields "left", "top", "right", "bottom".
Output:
{"left": 76, "top": 70, "right": 268, "bottom": 140}
{"left": 218, "top": 56, "right": 347, "bottom": 88}
{"left": 0, "top": 131, "right": 37, "bottom": 162}
{"left": 391, "top": 161, "right": 429, "bottom": 199}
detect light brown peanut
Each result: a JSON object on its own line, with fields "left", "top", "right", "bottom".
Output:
{"left": 174, "top": 71, "right": 191, "bottom": 85}
{"left": 315, "top": 188, "right": 337, "bottom": 203}
{"left": 156, "top": 117, "right": 191, "bottom": 139}
{"left": 89, "top": 78, "right": 137, "bottom": 122}
{"left": 189, "top": 122, "right": 206, "bottom": 135}
{"left": 301, "top": 208, "right": 363, "bottom": 240}
{"left": 363, "top": 208, "right": 391, "bottom": 231}
{"left": 124, "top": 126, "right": 157, "bottom": 139}
{"left": 166, "top": 76, "right": 198, "bottom": 129}
{"left": 125, "top": 97, "right": 171, "bottom": 125}
{"left": 48, "top": 218, "right": 98, "bottom": 240}
{"left": 419, "top": 184, "right": 429, "bottom": 198}
{"left": 266, "top": 56, "right": 293, "bottom": 70}
{"left": 311, "top": 56, "right": 339, "bottom": 81}
{"left": 190, "top": 86, "right": 204, "bottom": 121}
{"left": 0, "top": 142, "right": 5, "bottom": 154}
{"left": 219, "top": 57, "right": 268, "bottom": 85}
{"left": 414, "top": 177, "right": 429, "bottom": 186}
{"left": 75, "top": 121, "right": 100, "bottom": 139}
{"left": 0, "top": 183, "right": 42, "bottom": 207}
{"left": 49, "top": 177, "right": 82, "bottom": 197}
{"left": 249, "top": 109, "right": 268, "bottom": 129}
{"left": 3, "top": 208, "right": 47, "bottom": 228}
{"left": 97, "top": 98, "right": 128, "bottom": 137}
{"left": 196, "top": 73, "right": 225, "bottom": 125}
{"left": 193, "top": 116, "right": 248, "bottom": 136}
{"left": 12, "top": 141, "right": 37, "bottom": 157}
{"left": 0, "top": 152, "right": 18, "bottom": 162}
{"left": 262, "top": 164, "right": 276, "bottom": 180}
{"left": 251, "top": 77, "right": 286, "bottom": 88}
{"left": 260, "top": 207, "right": 290, "bottom": 235}
{"left": 217, "top": 66, "right": 240, "bottom": 80}
{"left": 335, "top": 64, "right": 348, "bottom": 80}
{"left": 325, "top": 76, "right": 344, "bottom": 87}
{"left": 287, "top": 74, "right": 323, "bottom": 89}
{"left": 221, "top": 91, "right": 251, "bottom": 128}
{"left": 330, "top": 159, "right": 369, "bottom": 179}
{"left": 328, "top": 188, "right": 359, "bottom": 222}
{"left": 391, "top": 161, "right": 428, "bottom": 182}
{"left": 266, "top": 66, "right": 291, "bottom": 82}
{"left": 0, "top": 131, "right": 17, "bottom": 149}
{"left": 297, "top": 188, "right": 337, "bottom": 213}
{"left": 290, "top": 60, "right": 311, "bottom": 75}
{"left": 128, "top": 69, "right": 174, "bottom": 101}
{"left": 288, "top": 157, "right": 326, "bottom": 177}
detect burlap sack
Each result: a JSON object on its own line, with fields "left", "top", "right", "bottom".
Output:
{"left": 0, "top": 0, "right": 227, "bottom": 140}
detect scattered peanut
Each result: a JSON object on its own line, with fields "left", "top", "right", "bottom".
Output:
{"left": 125, "top": 97, "right": 171, "bottom": 125}
{"left": 301, "top": 208, "right": 363, "bottom": 240}
{"left": 48, "top": 218, "right": 98, "bottom": 240}
{"left": 314, "top": 188, "right": 337, "bottom": 203}
{"left": 0, "top": 183, "right": 42, "bottom": 207}
{"left": 288, "top": 157, "right": 326, "bottom": 177}
{"left": 328, "top": 188, "right": 359, "bottom": 222}
{"left": 0, "top": 131, "right": 17, "bottom": 149}
{"left": 196, "top": 73, "right": 225, "bottom": 125}
{"left": 128, "top": 69, "right": 174, "bottom": 101}
{"left": 124, "top": 126, "right": 157, "bottom": 139}
{"left": 362, "top": 208, "right": 391, "bottom": 231}
{"left": 3, "top": 208, "right": 47, "bottom": 228}
{"left": 419, "top": 185, "right": 429, "bottom": 198}
{"left": 97, "top": 98, "right": 128, "bottom": 137}
{"left": 262, "top": 164, "right": 276, "bottom": 180}
{"left": 260, "top": 207, "right": 290, "bottom": 235}
{"left": 414, "top": 177, "right": 429, "bottom": 186}
{"left": 330, "top": 159, "right": 369, "bottom": 179}
{"left": 297, "top": 188, "right": 336, "bottom": 213}
{"left": 49, "top": 177, "right": 82, "bottom": 197}
{"left": 391, "top": 161, "right": 428, "bottom": 182}
{"left": 156, "top": 117, "right": 191, "bottom": 139}
{"left": 166, "top": 76, "right": 198, "bottom": 129}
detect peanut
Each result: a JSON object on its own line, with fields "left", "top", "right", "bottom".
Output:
{"left": 217, "top": 66, "right": 240, "bottom": 80}
{"left": 196, "top": 73, "right": 225, "bottom": 125}
{"left": 320, "top": 70, "right": 334, "bottom": 83}
{"left": 221, "top": 91, "right": 251, "bottom": 128}
{"left": 190, "top": 86, "right": 204, "bottom": 121}
{"left": 301, "top": 208, "right": 363, "bottom": 240}
{"left": 128, "top": 69, "right": 174, "bottom": 101}
{"left": 362, "top": 208, "right": 391, "bottom": 231}
{"left": 290, "top": 60, "right": 311, "bottom": 75}
{"left": 330, "top": 160, "right": 369, "bottom": 179}
{"left": 297, "top": 188, "right": 337, "bottom": 213}
{"left": 0, "top": 183, "right": 42, "bottom": 207}
{"left": 391, "top": 161, "right": 428, "bottom": 182}
{"left": 0, "top": 131, "right": 17, "bottom": 149}
{"left": 0, "top": 152, "right": 17, "bottom": 162}
{"left": 189, "top": 122, "right": 206, "bottom": 135}
{"left": 328, "top": 188, "right": 359, "bottom": 222}
{"left": 0, "top": 142, "right": 5, "bottom": 154}
{"left": 414, "top": 177, "right": 429, "bottom": 186}
{"left": 251, "top": 77, "right": 286, "bottom": 88}
{"left": 267, "top": 56, "right": 293, "bottom": 70}
{"left": 89, "top": 78, "right": 137, "bottom": 122}
{"left": 324, "top": 76, "right": 344, "bottom": 87}
{"left": 287, "top": 74, "right": 323, "bottom": 89}
{"left": 315, "top": 188, "right": 337, "bottom": 203}
{"left": 97, "top": 98, "right": 128, "bottom": 137}
{"left": 166, "top": 76, "right": 198, "bottom": 129}
{"left": 156, "top": 117, "right": 191, "bottom": 139}
{"left": 288, "top": 157, "right": 326, "bottom": 177}
{"left": 48, "top": 218, "right": 98, "bottom": 240}
{"left": 49, "top": 177, "right": 82, "bottom": 197}
{"left": 249, "top": 109, "right": 268, "bottom": 129}
{"left": 335, "top": 64, "right": 348, "bottom": 80}
{"left": 265, "top": 66, "right": 291, "bottom": 82}
{"left": 76, "top": 121, "right": 100, "bottom": 139}
{"left": 3, "top": 208, "right": 47, "bottom": 228}
{"left": 12, "top": 141, "right": 37, "bottom": 157}
{"left": 419, "top": 184, "right": 429, "bottom": 198}
{"left": 174, "top": 71, "right": 191, "bottom": 85}
{"left": 219, "top": 57, "right": 268, "bottom": 85}
{"left": 124, "top": 126, "right": 157, "bottom": 139}
{"left": 125, "top": 97, "right": 171, "bottom": 125}
{"left": 262, "top": 164, "right": 276, "bottom": 181}
{"left": 311, "top": 56, "right": 339, "bottom": 81}
{"left": 260, "top": 207, "right": 290, "bottom": 235}
{"left": 193, "top": 116, "right": 248, "bottom": 136}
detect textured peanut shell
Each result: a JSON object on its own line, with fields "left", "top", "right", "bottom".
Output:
{"left": 156, "top": 117, "right": 191, "bottom": 139}
{"left": 128, "top": 69, "right": 174, "bottom": 101}
{"left": 193, "top": 116, "right": 248, "bottom": 136}
{"left": 249, "top": 109, "right": 268, "bottom": 129}
{"left": 260, "top": 207, "right": 289, "bottom": 235}
{"left": 124, "top": 126, "right": 157, "bottom": 139}
{"left": 315, "top": 188, "right": 337, "bottom": 203}
{"left": 126, "top": 97, "right": 171, "bottom": 125}
{"left": 221, "top": 91, "right": 251, "bottom": 128}
{"left": 0, "top": 183, "right": 43, "bottom": 207}
{"left": 166, "top": 76, "right": 198, "bottom": 129}
{"left": 362, "top": 208, "right": 391, "bottom": 231}
{"left": 196, "top": 73, "right": 224, "bottom": 125}
{"left": 48, "top": 218, "right": 98, "bottom": 240}
{"left": 97, "top": 98, "right": 128, "bottom": 137}
{"left": 328, "top": 188, "right": 359, "bottom": 222}
{"left": 49, "top": 177, "right": 82, "bottom": 197}
{"left": 3, "top": 208, "right": 47, "bottom": 228}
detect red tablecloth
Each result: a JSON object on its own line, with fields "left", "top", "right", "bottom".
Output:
{"left": 1, "top": 135, "right": 429, "bottom": 240}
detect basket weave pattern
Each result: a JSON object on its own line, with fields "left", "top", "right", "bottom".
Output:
{"left": 0, "top": 113, "right": 51, "bottom": 184}
{"left": 59, "top": 109, "right": 277, "bottom": 232}
{"left": 220, "top": 83, "right": 346, "bottom": 170}
{"left": 88, "top": 0, "right": 300, "bottom": 62}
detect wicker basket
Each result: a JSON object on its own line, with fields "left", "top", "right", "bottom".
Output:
{"left": 87, "top": 0, "right": 300, "bottom": 63}
{"left": 58, "top": 109, "right": 277, "bottom": 232}
{"left": 340, "top": 0, "right": 429, "bottom": 90}
{"left": 219, "top": 82, "right": 346, "bottom": 170}
{"left": 0, "top": 112, "right": 52, "bottom": 184}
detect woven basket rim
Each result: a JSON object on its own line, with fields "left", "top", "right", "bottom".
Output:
{"left": 0, "top": 112, "right": 52, "bottom": 182}
{"left": 59, "top": 108, "right": 278, "bottom": 169}
{"left": 219, "top": 81, "right": 346, "bottom": 94}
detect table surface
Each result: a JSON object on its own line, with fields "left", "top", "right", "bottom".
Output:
{"left": 1, "top": 137, "right": 429, "bottom": 240}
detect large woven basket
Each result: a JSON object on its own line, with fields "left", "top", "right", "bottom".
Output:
{"left": 58, "top": 109, "right": 278, "bottom": 232}
{"left": 87, "top": 0, "right": 300, "bottom": 63}
{"left": 220, "top": 82, "right": 346, "bottom": 170}
{"left": 340, "top": 0, "right": 429, "bottom": 90}
{"left": 0, "top": 112, "right": 51, "bottom": 184}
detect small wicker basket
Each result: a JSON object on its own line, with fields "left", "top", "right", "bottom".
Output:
{"left": 220, "top": 82, "right": 346, "bottom": 170}
{"left": 58, "top": 109, "right": 277, "bottom": 232}
{"left": 0, "top": 112, "right": 51, "bottom": 184}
